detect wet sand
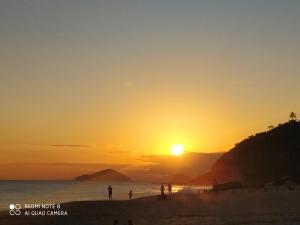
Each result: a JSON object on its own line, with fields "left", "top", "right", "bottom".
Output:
{"left": 1, "top": 189, "right": 300, "bottom": 225}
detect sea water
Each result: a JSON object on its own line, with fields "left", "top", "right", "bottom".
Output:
{"left": 0, "top": 181, "right": 207, "bottom": 210}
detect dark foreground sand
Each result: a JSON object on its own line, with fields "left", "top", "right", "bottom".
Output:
{"left": 1, "top": 190, "right": 300, "bottom": 225}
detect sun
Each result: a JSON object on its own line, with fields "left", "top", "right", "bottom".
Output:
{"left": 170, "top": 144, "right": 184, "bottom": 156}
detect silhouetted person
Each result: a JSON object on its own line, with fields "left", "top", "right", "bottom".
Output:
{"left": 108, "top": 185, "right": 113, "bottom": 200}
{"left": 160, "top": 184, "right": 165, "bottom": 196}
{"left": 127, "top": 219, "right": 133, "bottom": 225}
{"left": 129, "top": 190, "right": 133, "bottom": 200}
{"left": 113, "top": 219, "right": 119, "bottom": 225}
{"left": 168, "top": 183, "right": 172, "bottom": 195}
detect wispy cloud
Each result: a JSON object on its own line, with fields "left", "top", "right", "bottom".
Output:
{"left": 49, "top": 144, "right": 90, "bottom": 148}
{"left": 1, "top": 162, "right": 129, "bottom": 169}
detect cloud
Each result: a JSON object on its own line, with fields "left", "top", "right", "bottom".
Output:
{"left": 20, "top": 162, "right": 128, "bottom": 167}
{"left": 49, "top": 144, "right": 90, "bottom": 148}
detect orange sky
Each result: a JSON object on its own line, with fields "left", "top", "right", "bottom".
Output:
{"left": 1, "top": 1, "right": 300, "bottom": 179}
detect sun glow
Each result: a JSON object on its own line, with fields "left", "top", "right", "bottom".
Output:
{"left": 170, "top": 144, "right": 184, "bottom": 156}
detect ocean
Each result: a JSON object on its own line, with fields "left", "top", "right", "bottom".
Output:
{"left": 0, "top": 181, "right": 207, "bottom": 210}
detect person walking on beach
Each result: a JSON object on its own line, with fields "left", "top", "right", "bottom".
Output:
{"left": 160, "top": 184, "right": 165, "bottom": 196}
{"left": 108, "top": 185, "right": 113, "bottom": 200}
{"left": 129, "top": 190, "right": 133, "bottom": 200}
{"left": 168, "top": 183, "right": 172, "bottom": 195}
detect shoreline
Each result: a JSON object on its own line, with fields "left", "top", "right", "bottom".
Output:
{"left": 1, "top": 190, "right": 300, "bottom": 224}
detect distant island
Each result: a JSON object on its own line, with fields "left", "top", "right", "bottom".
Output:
{"left": 75, "top": 169, "right": 132, "bottom": 182}
{"left": 193, "top": 119, "right": 300, "bottom": 186}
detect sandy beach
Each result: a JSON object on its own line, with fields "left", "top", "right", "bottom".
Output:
{"left": 1, "top": 189, "right": 300, "bottom": 225}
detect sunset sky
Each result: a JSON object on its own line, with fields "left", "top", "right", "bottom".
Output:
{"left": 0, "top": 1, "right": 300, "bottom": 179}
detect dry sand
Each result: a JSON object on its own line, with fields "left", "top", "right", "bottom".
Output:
{"left": 1, "top": 189, "right": 300, "bottom": 225}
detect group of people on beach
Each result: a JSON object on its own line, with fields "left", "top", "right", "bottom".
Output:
{"left": 107, "top": 185, "right": 133, "bottom": 201}
{"left": 160, "top": 183, "right": 173, "bottom": 196}
{"left": 108, "top": 184, "right": 173, "bottom": 225}
{"left": 107, "top": 183, "right": 173, "bottom": 201}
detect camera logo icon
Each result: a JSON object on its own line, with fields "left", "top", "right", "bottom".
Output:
{"left": 9, "top": 204, "right": 21, "bottom": 216}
